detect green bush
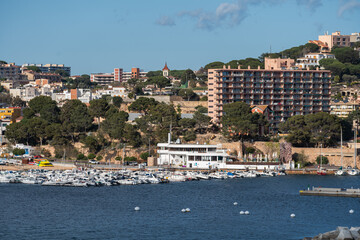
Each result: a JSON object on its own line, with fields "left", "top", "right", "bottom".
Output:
{"left": 245, "top": 147, "right": 256, "bottom": 154}
{"left": 77, "top": 153, "right": 86, "bottom": 160}
{"left": 316, "top": 155, "right": 329, "bottom": 165}
{"left": 183, "top": 131, "right": 196, "bottom": 142}
{"left": 87, "top": 153, "right": 96, "bottom": 159}
{"left": 115, "top": 156, "right": 122, "bottom": 161}
{"left": 140, "top": 152, "right": 149, "bottom": 161}
{"left": 124, "top": 156, "right": 137, "bottom": 162}
{"left": 13, "top": 148, "right": 25, "bottom": 156}
{"left": 96, "top": 156, "right": 103, "bottom": 161}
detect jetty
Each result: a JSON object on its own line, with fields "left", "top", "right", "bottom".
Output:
{"left": 300, "top": 187, "right": 360, "bottom": 198}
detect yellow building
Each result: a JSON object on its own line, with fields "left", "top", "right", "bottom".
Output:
{"left": 0, "top": 107, "right": 21, "bottom": 123}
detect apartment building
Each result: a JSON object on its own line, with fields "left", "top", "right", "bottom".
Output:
{"left": 296, "top": 53, "right": 335, "bottom": 69}
{"left": 22, "top": 63, "right": 71, "bottom": 75}
{"left": 208, "top": 58, "right": 331, "bottom": 131}
{"left": 23, "top": 71, "right": 62, "bottom": 83}
{"left": 330, "top": 100, "right": 359, "bottom": 118}
{"left": 0, "top": 107, "right": 21, "bottom": 123}
{"left": 91, "top": 68, "right": 147, "bottom": 84}
{"left": 122, "top": 68, "right": 147, "bottom": 82}
{"left": 0, "top": 63, "right": 22, "bottom": 80}
{"left": 318, "top": 31, "right": 360, "bottom": 49}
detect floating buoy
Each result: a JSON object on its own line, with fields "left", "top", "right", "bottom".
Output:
{"left": 185, "top": 208, "right": 191, "bottom": 212}
{"left": 181, "top": 209, "right": 186, "bottom": 213}
{"left": 245, "top": 211, "right": 250, "bottom": 215}
{"left": 240, "top": 211, "right": 245, "bottom": 215}
{"left": 134, "top": 206, "right": 140, "bottom": 211}
{"left": 349, "top": 209, "right": 354, "bottom": 214}
{"left": 290, "top": 213, "right": 295, "bottom": 218}
{"left": 233, "top": 202, "right": 238, "bottom": 206}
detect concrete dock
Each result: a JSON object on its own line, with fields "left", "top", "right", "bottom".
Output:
{"left": 300, "top": 187, "right": 360, "bottom": 198}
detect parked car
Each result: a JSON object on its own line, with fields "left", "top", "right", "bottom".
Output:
{"left": 88, "top": 160, "right": 100, "bottom": 164}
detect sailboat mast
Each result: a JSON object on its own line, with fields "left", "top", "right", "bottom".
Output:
{"left": 320, "top": 143, "right": 322, "bottom": 168}
{"left": 355, "top": 125, "right": 357, "bottom": 169}
{"left": 341, "top": 127, "right": 343, "bottom": 169}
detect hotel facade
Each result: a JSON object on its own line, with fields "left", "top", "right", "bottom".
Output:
{"left": 208, "top": 58, "right": 331, "bottom": 131}
{"left": 91, "top": 68, "right": 147, "bottom": 84}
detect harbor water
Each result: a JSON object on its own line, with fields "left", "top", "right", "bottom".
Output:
{"left": 0, "top": 175, "right": 359, "bottom": 239}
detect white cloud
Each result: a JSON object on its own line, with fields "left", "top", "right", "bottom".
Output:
{"left": 178, "top": 0, "right": 250, "bottom": 30}
{"left": 338, "top": 0, "right": 360, "bottom": 17}
{"left": 155, "top": 16, "right": 176, "bottom": 26}
{"left": 296, "top": 0, "right": 323, "bottom": 12}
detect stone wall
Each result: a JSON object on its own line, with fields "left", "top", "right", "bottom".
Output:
{"left": 213, "top": 140, "right": 360, "bottom": 168}
{"left": 292, "top": 146, "right": 360, "bottom": 168}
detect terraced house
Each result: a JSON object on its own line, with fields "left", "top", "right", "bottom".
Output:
{"left": 208, "top": 58, "right": 331, "bottom": 132}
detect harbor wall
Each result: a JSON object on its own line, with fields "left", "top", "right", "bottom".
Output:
{"left": 218, "top": 141, "right": 360, "bottom": 168}
{"left": 292, "top": 147, "right": 360, "bottom": 168}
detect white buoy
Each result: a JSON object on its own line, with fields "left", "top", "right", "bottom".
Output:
{"left": 240, "top": 211, "right": 245, "bottom": 215}
{"left": 185, "top": 208, "right": 191, "bottom": 212}
{"left": 233, "top": 202, "right": 238, "bottom": 206}
{"left": 181, "top": 209, "right": 186, "bottom": 213}
{"left": 245, "top": 211, "right": 250, "bottom": 215}
{"left": 349, "top": 209, "right": 354, "bottom": 214}
{"left": 290, "top": 213, "right": 295, "bottom": 218}
{"left": 134, "top": 206, "right": 140, "bottom": 211}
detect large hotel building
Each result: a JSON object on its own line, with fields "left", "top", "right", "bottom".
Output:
{"left": 91, "top": 68, "right": 147, "bottom": 84}
{"left": 208, "top": 58, "right": 331, "bottom": 131}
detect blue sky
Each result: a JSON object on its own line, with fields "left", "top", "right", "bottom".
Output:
{"left": 1, "top": 0, "right": 359, "bottom": 75}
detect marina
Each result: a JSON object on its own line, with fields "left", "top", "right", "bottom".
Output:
{"left": 0, "top": 168, "right": 284, "bottom": 187}
{"left": 0, "top": 175, "right": 359, "bottom": 240}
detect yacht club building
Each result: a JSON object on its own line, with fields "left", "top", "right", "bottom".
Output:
{"left": 157, "top": 137, "right": 229, "bottom": 169}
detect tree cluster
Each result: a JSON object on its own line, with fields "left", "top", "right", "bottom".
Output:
{"left": 279, "top": 112, "right": 352, "bottom": 147}
{"left": 319, "top": 47, "right": 360, "bottom": 84}
{"left": 221, "top": 102, "right": 269, "bottom": 141}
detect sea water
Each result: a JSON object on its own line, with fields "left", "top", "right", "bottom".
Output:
{"left": 0, "top": 175, "right": 359, "bottom": 240}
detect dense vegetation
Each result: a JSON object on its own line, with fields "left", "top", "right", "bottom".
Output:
{"left": 279, "top": 112, "right": 352, "bottom": 147}
{"left": 319, "top": 47, "right": 360, "bottom": 84}
{"left": 5, "top": 96, "right": 212, "bottom": 158}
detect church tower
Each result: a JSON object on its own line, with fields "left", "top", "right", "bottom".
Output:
{"left": 162, "top": 62, "right": 169, "bottom": 77}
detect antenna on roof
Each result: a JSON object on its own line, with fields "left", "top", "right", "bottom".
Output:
{"left": 270, "top": 45, "right": 272, "bottom": 54}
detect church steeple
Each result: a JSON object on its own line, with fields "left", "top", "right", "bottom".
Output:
{"left": 162, "top": 62, "right": 170, "bottom": 77}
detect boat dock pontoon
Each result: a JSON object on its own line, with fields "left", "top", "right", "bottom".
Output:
{"left": 300, "top": 187, "right": 360, "bottom": 198}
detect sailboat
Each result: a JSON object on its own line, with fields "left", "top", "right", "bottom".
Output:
{"left": 317, "top": 143, "right": 327, "bottom": 175}
{"left": 335, "top": 127, "right": 347, "bottom": 176}
{"left": 347, "top": 126, "right": 360, "bottom": 176}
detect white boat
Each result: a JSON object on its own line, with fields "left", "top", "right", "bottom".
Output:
{"left": 166, "top": 174, "right": 186, "bottom": 182}
{"left": 347, "top": 168, "right": 360, "bottom": 176}
{"left": 334, "top": 170, "right": 347, "bottom": 176}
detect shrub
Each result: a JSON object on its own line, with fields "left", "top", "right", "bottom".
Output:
{"left": 140, "top": 152, "right": 149, "bottom": 161}
{"left": 13, "top": 148, "right": 25, "bottom": 156}
{"left": 115, "top": 156, "right": 122, "bottom": 161}
{"left": 183, "top": 131, "right": 196, "bottom": 142}
{"left": 77, "top": 153, "right": 86, "bottom": 160}
{"left": 88, "top": 153, "right": 96, "bottom": 159}
{"left": 124, "top": 156, "right": 137, "bottom": 162}
{"left": 245, "top": 147, "right": 256, "bottom": 154}
{"left": 41, "top": 148, "right": 51, "bottom": 158}
{"left": 316, "top": 155, "right": 329, "bottom": 165}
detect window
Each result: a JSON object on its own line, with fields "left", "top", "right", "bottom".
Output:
{"left": 209, "top": 111, "right": 213, "bottom": 113}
